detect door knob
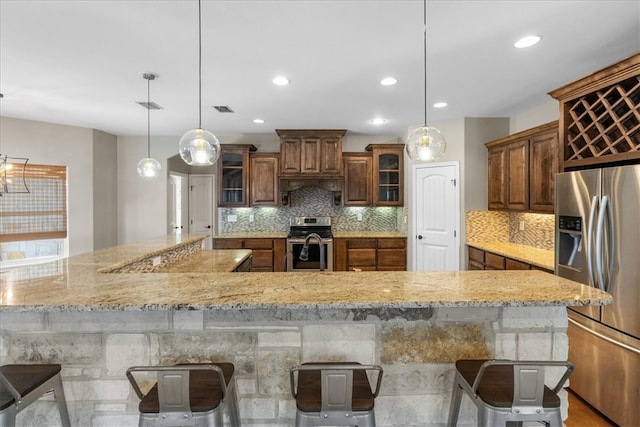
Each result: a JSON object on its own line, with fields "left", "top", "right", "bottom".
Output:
{"left": 206, "top": 225, "right": 212, "bottom": 229}
{"left": 417, "top": 235, "right": 423, "bottom": 240}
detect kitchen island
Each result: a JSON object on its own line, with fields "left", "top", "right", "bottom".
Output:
{"left": 0, "top": 235, "right": 611, "bottom": 426}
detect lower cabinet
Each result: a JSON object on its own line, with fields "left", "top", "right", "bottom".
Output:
{"left": 467, "top": 245, "right": 552, "bottom": 274}
{"left": 234, "top": 256, "right": 252, "bottom": 272}
{"left": 212, "top": 238, "right": 286, "bottom": 272}
{"left": 335, "top": 238, "right": 406, "bottom": 271}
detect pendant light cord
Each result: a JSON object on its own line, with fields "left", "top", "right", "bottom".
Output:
{"left": 147, "top": 76, "right": 151, "bottom": 157}
{"left": 423, "top": 0, "right": 427, "bottom": 126}
{"left": 198, "top": 0, "right": 203, "bottom": 129}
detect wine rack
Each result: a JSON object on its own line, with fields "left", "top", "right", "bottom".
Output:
{"left": 550, "top": 53, "right": 640, "bottom": 170}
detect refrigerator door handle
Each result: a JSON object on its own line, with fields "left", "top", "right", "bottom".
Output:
{"left": 587, "top": 195, "right": 599, "bottom": 288}
{"left": 596, "top": 195, "right": 610, "bottom": 292}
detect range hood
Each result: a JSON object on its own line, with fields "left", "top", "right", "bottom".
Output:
{"left": 279, "top": 175, "right": 343, "bottom": 206}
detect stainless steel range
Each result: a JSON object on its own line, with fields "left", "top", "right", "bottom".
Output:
{"left": 286, "top": 216, "right": 333, "bottom": 271}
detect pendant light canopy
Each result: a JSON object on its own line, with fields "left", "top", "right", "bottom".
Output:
{"left": 137, "top": 73, "right": 162, "bottom": 178}
{"left": 179, "top": 0, "right": 220, "bottom": 166}
{"left": 0, "top": 94, "right": 30, "bottom": 195}
{"left": 406, "top": 0, "right": 446, "bottom": 162}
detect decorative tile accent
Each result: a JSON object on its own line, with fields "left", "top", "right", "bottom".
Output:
{"left": 101, "top": 240, "right": 201, "bottom": 273}
{"left": 465, "top": 210, "right": 509, "bottom": 242}
{"left": 218, "top": 187, "right": 405, "bottom": 233}
{"left": 466, "top": 210, "right": 554, "bottom": 251}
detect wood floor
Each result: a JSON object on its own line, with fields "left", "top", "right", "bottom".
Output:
{"left": 566, "top": 389, "right": 617, "bottom": 427}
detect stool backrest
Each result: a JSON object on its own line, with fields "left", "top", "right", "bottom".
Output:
{"left": 156, "top": 370, "right": 192, "bottom": 414}
{"left": 512, "top": 364, "right": 545, "bottom": 414}
{"left": 321, "top": 369, "right": 354, "bottom": 414}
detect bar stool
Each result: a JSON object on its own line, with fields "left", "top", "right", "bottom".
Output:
{"left": 126, "top": 363, "right": 240, "bottom": 427}
{"left": 0, "top": 363, "right": 71, "bottom": 427}
{"left": 447, "top": 359, "right": 574, "bottom": 427}
{"left": 289, "top": 362, "right": 383, "bottom": 427}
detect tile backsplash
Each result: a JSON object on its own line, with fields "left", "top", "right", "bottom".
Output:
{"left": 219, "top": 186, "right": 407, "bottom": 234}
{"left": 466, "top": 210, "right": 554, "bottom": 251}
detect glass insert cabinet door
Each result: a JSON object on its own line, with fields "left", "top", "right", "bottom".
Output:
{"left": 217, "top": 145, "right": 256, "bottom": 207}
{"left": 367, "top": 144, "right": 404, "bottom": 206}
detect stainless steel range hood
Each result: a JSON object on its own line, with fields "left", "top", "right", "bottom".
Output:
{"left": 279, "top": 175, "right": 343, "bottom": 206}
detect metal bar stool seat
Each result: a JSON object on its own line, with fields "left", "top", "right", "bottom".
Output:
{"left": 127, "top": 363, "right": 240, "bottom": 427}
{"left": 0, "top": 364, "right": 71, "bottom": 427}
{"left": 447, "top": 359, "right": 574, "bottom": 427}
{"left": 290, "top": 362, "right": 383, "bottom": 427}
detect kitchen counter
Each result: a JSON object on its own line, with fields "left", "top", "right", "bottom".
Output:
{"left": 467, "top": 240, "right": 555, "bottom": 270}
{"left": 154, "top": 249, "right": 252, "bottom": 273}
{"left": 0, "top": 236, "right": 611, "bottom": 426}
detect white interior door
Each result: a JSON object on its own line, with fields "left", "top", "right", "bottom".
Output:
{"left": 169, "top": 172, "right": 188, "bottom": 235}
{"left": 189, "top": 175, "right": 215, "bottom": 248}
{"left": 413, "top": 162, "right": 460, "bottom": 271}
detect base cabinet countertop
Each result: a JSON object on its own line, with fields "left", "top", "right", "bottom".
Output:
{"left": 0, "top": 236, "right": 610, "bottom": 427}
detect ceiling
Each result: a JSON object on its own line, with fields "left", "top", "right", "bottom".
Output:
{"left": 1, "top": 1, "right": 639, "bottom": 138}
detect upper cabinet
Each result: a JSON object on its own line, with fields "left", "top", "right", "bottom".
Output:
{"left": 366, "top": 144, "right": 404, "bottom": 206}
{"left": 250, "top": 153, "right": 280, "bottom": 206}
{"left": 276, "top": 129, "right": 345, "bottom": 176}
{"left": 343, "top": 153, "right": 373, "bottom": 206}
{"left": 549, "top": 53, "right": 640, "bottom": 170}
{"left": 486, "top": 121, "right": 559, "bottom": 213}
{"left": 218, "top": 144, "right": 257, "bottom": 207}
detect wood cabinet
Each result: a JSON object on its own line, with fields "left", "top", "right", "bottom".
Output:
{"left": 343, "top": 153, "right": 372, "bottom": 206}
{"left": 212, "top": 238, "right": 286, "bottom": 272}
{"left": 549, "top": 53, "right": 640, "bottom": 170}
{"left": 218, "top": 144, "right": 256, "bottom": 207}
{"left": 276, "top": 129, "right": 345, "bottom": 176}
{"left": 366, "top": 144, "right": 404, "bottom": 206}
{"left": 467, "top": 245, "right": 552, "bottom": 274}
{"left": 334, "top": 237, "right": 406, "bottom": 271}
{"left": 250, "top": 153, "right": 279, "bottom": 206}
{"left": 486, "top": 121, "right": 559, "bottom": 213}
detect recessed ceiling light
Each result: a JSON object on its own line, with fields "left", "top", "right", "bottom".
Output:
{"left": 253, "top": 118, "right": 265, "bottom": 124}
{"left": 371, "top": 118, "right": 386, "bottom": 125}
{"left": 380, "top": 77, "right": 397, "bottom": 86}
{"left": 272, "top": 76, "right": 290, "bottom": 86}
{"left": 433, "top": 102, "right": 447, "bottom": 108}
{"left": 514, "top": 35, "right": 541, "bottom": 48}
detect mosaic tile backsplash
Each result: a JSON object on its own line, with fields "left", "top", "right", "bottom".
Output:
{"left": 219, "top": 187, "right": 407, "bottom": 233}
{"left": 466, "top": 210, "right": 554, "bottom": 251}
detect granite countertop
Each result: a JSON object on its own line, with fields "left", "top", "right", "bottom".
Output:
{"left": 466, "top": 240, "right": 555, "bottom": 271}
{"left": 155, "top": 249, "right": 252, "bottom": 273}
{"left": 332, "top": 231, "right": 407, "bottom": 239}
{"left": 0, "top": 236, "right": 610, "bottom": 312}
{"left": 213, "top": 232, "right": 288, "bottom": 239}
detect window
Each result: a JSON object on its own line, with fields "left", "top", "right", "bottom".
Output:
{"left": 0, "top": 164, "right": 67, "bottom": 263}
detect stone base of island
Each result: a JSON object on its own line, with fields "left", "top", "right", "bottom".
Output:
{"left": 0, "top": 235, "right": 611, "bottom": 427}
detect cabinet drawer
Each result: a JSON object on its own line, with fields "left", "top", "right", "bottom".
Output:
{"left": 243, "top": 239, "right": 273, "bottom": 249}
{"left": 213, "top": 239, "right": 242, "bottom": 249}
{"left": 377, "top": 249, "right": 406, "bottom": 269}
{"left": 377, "top": 238, "right": 406, "bottom": 249}
{"left": 348, "top": 249, "right": 376, "bottom": 267}
{"left": 468, "top": 247, "right": 485, "bottom": 264}
{"left": 347, "top": 239, "right": 377, "bottom": 249}
{"left": 468, "top": 260, "right": 484, "bottom": 270}
{"left": 485, "top": 252, "right": 505, "bottom": 269}
{"left": 505, "top": 258, "right": 531, "bottom": 270}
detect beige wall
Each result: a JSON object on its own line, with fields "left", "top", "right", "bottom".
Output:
{"left": 0, "top": 117, "right": 95, "bottom": 255}
{"left": 509, "top": 100, "right": 559, "bottom": 133}
{"left": 93, "top": 129, "right": 118, "bottom": 250}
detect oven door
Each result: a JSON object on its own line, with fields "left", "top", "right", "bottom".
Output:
{"left": 286, "top": 238, "right": 334, "bottom": 271}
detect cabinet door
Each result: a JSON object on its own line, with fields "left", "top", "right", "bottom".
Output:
{"left": 377, "top": 238, "right": 406, "bottom": 271}
{"left": 280, "top": 137, "right": 301, "bottom": 174}
{"left": 218, "top": 145, "right": 255, "bottom": 207}
{"left": 506, "top": 139, "right": 529, "bottom": 211}
{"left": 243, "top": 239, "right": 274, "bottom": 272}
{"left": 250, "top": 154, "right": 279, "bottom": 206}
{"left": 321, "top": 137, "right": 343, "bottom": 174}
{"left": 505, "top": 258, "right": 531, "bottom": 270}
{"left": 370, "top": 146, "right": 404, "bottom": 206}
{"left": 301, "top": 137, "right": 321, "bottom": 174}
{"left": 487, "top": 146, "right": 507, "bottom": 209}
{"left": 485, "top": 252, "right": 505, "bottom": 270}
{"left": 529, "top": 131, "right": 559, "bottom": 213}
{"left": 343, "top": 154, "right": 372, "bottom": 206}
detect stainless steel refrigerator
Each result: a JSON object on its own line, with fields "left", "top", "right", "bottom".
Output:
{"left": 555, "top": 165, "right": 640, "bottom": 426}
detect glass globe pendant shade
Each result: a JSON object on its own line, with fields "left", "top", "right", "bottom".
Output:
{"left": 179, "top": 128, "right": 221, "bottom": 166}
{"left": 137, "top": 157, "right": 162, "bottom": 178}
{"left": 406, "top": 125, "right": 446, "bottom": 162}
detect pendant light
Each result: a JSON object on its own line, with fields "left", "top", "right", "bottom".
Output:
{"left": 0, "top": 94, "right": 30, "bottom": 195}
{"left": 406, "top": 0, "right": 446, "bottom": 162}
{"left": 137, "top": 73, "right": 162, "bottom": 178}
{"left": 179, "top": 0, "right": 220, "bottom": 166}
